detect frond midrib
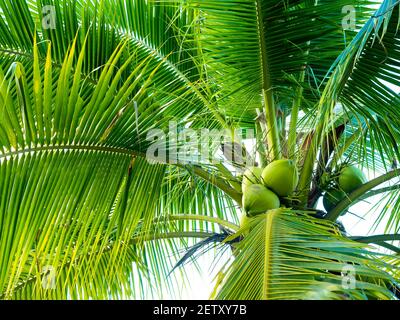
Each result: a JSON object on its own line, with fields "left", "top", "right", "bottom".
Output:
{"left": 262, "top": 212, "right": 275, "bottom": 300}
{"left": 0, "top": 144, "right": 140, "bottom": 160}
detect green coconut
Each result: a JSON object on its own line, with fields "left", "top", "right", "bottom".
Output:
{"left": 239, "top": 212, "right": 252, "bottom": 237}
{"left": 262, "top": 159, "right": 299, "bottom": 197}
{"left": 240, "top": 213, "right": 251, "bottom": 228}
{"left": 242, "top": 184, "right": 280, "bottom": 216}
{"left": 323, "top": 189, "right": 346, "bottom": 212}
{"left": 241, "top": 167, "right": 263, "bottom": 193}
{"left": 338, "top": 166, "right": 367, "bottom": 193}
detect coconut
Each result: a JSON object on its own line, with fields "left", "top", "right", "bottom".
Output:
{"left": 323, "top": 189, "right": 346, "bottom": 212}
{"left": 238, "top": 212, "right": 252, "bottom": 237}
{"left": 338, "top": 166, "right": 367, "bottom": 193}
{"left": 242, "top": 184, "right": 280, "bottom": 216}
{"left": 239, "top": 213, "right": 251, "bottom": 228}
{"left": 241, "top": 167, "right": 263, "bottom": 193}
{"left": 262, "top": 159, "right": 299, "bottom": 197}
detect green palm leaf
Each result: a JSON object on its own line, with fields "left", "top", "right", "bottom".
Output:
{"left": 0, "top": 0, "right": 399, "bottom": 300}
{"left": 0, "top": 29, "right": 235, "bottom": 298}
{"left": 215, "top": 209, "right": 396, "bottom": 300}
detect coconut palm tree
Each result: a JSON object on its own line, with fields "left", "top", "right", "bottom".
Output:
{"left": 0, "top": 0, "right": 399, "bottom": 300}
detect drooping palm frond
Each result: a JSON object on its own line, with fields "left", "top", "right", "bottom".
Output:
{"left": 0, "top": 27, "right": 239, "bottom": 298}
{"left": 214, "top": 209, "right": 397, "bottom": 300}
{"left": 5, "top": 210, "right": 235, "bottom": 299}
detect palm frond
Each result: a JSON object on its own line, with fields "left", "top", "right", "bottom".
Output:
{"left": 214, "top": 209, "right": 396, "bottom": 300}
{"left": 0, "top": 27, "right": 235, "bottom": 298}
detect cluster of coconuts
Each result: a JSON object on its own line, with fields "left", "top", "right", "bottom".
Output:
{"left": 322, "top": 165, "right": 367, "bottom": 213}
{"left": 241, "top": 159, "right": 299, "bottom": 219}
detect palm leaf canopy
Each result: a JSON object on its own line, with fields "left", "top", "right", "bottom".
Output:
{"left": 0, "top": 0, "right": 399, "bottom": 300}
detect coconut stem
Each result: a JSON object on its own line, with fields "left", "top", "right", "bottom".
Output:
{"left": 159, "top": 215, "right": 239, "bottom": 232}
{"left": 357, "top": 184, "right": 400, "bottom": 202}
{"left": 288, "top": 73, "right": 305, "bottom": 160}
{"left": 351, "top": 234, "right": 400, "bottom": 243}
{"left": 256, "top": 0, "right": 281, "bottom": 161}
{"left": 191, "top": 166, "right": 243, "bottom": 205}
